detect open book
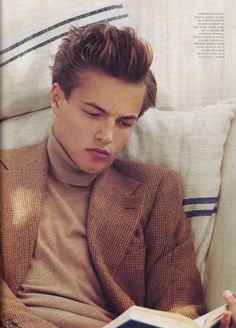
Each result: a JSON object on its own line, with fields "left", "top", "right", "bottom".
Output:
{"left": 104, "top": 304, "right": 227, "bottom": 328}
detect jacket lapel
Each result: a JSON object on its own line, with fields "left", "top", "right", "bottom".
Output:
{"left": 1, "top": 140, "right": 48, "bottom": 294}
{"left": 87, "top": 165, "right": 144, "bottom": 274}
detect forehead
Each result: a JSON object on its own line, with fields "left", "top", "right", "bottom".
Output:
{"left": 70, "top": 69, "right": 146, "bottom": 116}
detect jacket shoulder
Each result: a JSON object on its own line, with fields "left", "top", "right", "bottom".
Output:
{"left": 0, "top": 140, "right": 47, "bottom": 170}
{"left": 113, "top": 158, "right": 181, "bottom": 186}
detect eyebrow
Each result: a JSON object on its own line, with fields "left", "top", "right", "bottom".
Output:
{"left": 84, "top": 102, "right": 138, "bottom": 120}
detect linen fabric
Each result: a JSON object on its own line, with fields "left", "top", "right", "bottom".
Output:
{"left": 204, "top": 102, "right": 236, "bottom": 310}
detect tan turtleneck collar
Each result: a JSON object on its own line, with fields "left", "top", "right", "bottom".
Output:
{"left": 47, "top": 127, "right": 98, "bottom": 187}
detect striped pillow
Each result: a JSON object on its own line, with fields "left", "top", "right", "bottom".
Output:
{"left": 1, "top": 0, "right": 235, "bottom": 279}
{"left": 1, "top": 99, "right": 235, "bottom": 277}
{"left": 119, "top": 99, "right": 236, "bottom": 276}
{"left": 0, "top": 1, "right": 130, "bottom": 120}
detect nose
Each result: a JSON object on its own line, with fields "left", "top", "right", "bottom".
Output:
{"left": 95, "top": 120, "right": 114, "bottom": 144}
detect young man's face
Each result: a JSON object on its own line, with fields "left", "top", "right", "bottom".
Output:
{"left": 51, "top": 69, "right": 146, "bottom": 174}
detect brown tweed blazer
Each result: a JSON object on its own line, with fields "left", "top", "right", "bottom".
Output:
{"left": 0, "top": 139, "right": 205, "bottom": 328}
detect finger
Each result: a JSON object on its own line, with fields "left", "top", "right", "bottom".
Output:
{"left": 231, "top": 304, "right": 236, "bottom": 328}
{"left": 223, "top": 291, "right": 236, "bottom": 327}
{"left": 220, "top": 311, "right": 232, "bottom": 328}
{"left": 223, "top": 290, "right": 236, "bottom": 307}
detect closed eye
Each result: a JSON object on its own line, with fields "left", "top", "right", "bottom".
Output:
{"left": 117, "top": 118, "right": 136, "bottom": 128}
{"left": 83, "top": 109, "right": 101, "bottom": 117}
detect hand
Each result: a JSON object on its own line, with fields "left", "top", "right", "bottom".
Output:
{"left": 220, "top": 290, "right": 236, "bottom": 328}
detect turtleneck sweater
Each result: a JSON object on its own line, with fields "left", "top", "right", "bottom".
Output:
{"left": 17, "top": 129, "right": 115, "bottom": 328}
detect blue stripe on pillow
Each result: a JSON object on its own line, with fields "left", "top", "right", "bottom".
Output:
{"left": 0, "top": 13, "right": 128, "bottom": 68}
{"left": 185, "top": 207, "right": 217, "bottom": 218}
{"left": 183, "top": 197, "right": 218, "bottom": 205}
{"left": 0, "top": 5, "right": 124, "bottom": 56}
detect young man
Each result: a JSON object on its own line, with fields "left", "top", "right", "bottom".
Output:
{"left": 0, "top": 23, "right": 235, "bottom": 328}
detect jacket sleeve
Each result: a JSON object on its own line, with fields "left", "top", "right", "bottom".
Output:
{"left": 144, "top": 169, "right": 206, "bottom": 319}
{"left": 1, "top": 279, "right": 58, "bottom": 328}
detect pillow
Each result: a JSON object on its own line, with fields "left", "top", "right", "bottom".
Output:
{"left": 1, "top": 99, "right": 235, "bottom": 278}
{"left": 118, "top": 99, "right": 235, "bottom": 276}
{"left": 0, "top": 108, "right": 54, "bottom": 150}
{"left": 0, "top": 1, "right": 130, "bottom": 120}
{"left": 204, "top": 101, "right": 236, "bottom": 309}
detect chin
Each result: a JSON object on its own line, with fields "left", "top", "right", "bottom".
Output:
{"left": 86, "top": 168, "right": 105, "bottom": 174}
{"left": 87, "top": 164, "right": 109, "bottom": 175}
{"left": 77, "top": 164, "right": 100, "bottom": 174}
{"left": 75, "top": 159, "right": 111, "bottom": 174}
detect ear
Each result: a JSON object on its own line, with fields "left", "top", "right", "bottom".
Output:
{"left": 50, "top": 83, "right": 65, "bottom": 115}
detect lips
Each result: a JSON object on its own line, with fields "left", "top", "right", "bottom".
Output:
{"left": 87, "top": 148, "right": 110, "bottom": 155}
{"left": 86, "top": 148, "right": 111, "bottom": 160}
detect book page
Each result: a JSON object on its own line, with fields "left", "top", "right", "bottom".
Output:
{"left": 104, "top": 306, "right": 200, "bottom": 328}
{"left": 194, "top": 304, "right": 226, "bottom": 328}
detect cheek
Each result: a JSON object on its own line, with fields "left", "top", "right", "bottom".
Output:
{"left": 61, "top": 115, "right": 85, "bottom": 136}
{"left": 114, "top": 130, "right": 133, "bottom": 152}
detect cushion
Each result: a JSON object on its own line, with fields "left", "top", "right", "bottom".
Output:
{"left": 204, "top": 101, "right": 236, "bottom": 309}
{"left": 0, "top": 108, "right": 54, "bottom": 149}
{"left": 1, "top": 100, "right": 235, "bottom": 279}
{"left": 118, "top": 99, "right": 236, "bottom": 276}
{"left": 0, "top": 1, "right": 130, "bottom": 120}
